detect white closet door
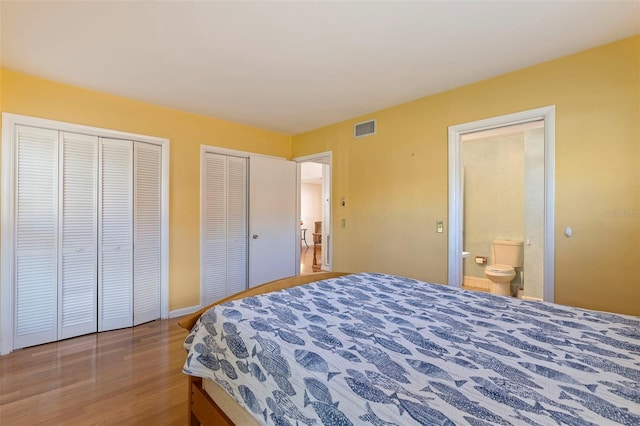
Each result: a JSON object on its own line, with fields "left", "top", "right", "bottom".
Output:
{"left": 201, "top": 153, "right": 247, "bottom": 306}
{"left": 99, "top": 138, "right": 133, "bottom": 331}
{"left": 133, "top": 142, "right": 161, "bottom": 326}
{"left": 59, "top": 132, "right": 98, "bottom": 339}
{"left": 225, "top": 156, "right": 248, "bottom": 296}
{"left": 14, "top": 125, "right": 59, "bottom": 349}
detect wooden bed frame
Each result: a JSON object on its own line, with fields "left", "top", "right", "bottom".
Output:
{"left": 178, "top": 272, "right": 349, "bottom": 426}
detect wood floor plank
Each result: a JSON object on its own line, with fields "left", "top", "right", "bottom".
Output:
{"left": 0, "top": 319, "right": 189, "bottom": 425}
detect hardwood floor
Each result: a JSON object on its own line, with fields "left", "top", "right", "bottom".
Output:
{"left": 300, "top": 245, "right": 322, "bottom": 274}
{"left": 0, "top": 319, "right": 189, "bottom": 425}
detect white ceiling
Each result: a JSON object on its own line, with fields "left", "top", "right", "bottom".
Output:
{"left": 1, "top": 1, "right": 638, "bottom": 135}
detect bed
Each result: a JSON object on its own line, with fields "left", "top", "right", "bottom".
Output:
{"left": 180, "top": 272, "right": 640, "bottom": 426}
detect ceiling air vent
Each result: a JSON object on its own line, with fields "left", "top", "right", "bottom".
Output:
{"left": 354, "top": 119, "right": 376, "bottom": 139}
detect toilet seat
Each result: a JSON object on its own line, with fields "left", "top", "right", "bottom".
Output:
{"left": 485, "top": 264, "right": 515, "bottom": 275}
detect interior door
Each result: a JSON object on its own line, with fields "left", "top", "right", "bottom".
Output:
{"left": 249, "top": 156, "right": 296, "bottom": 287}
{"left": 201, "top": 152, "right": 248, "bottom": 305}
{"left": 13, "top": 126, "right": 59, "bottom": 349}
{"left": 59, "top": 132, "right": 98, "bottom": 340}
{"left": 133, "top": 142, "right": 162, "bottom": 326}
{"left": 99, "top": 138, "right": 133, "bottom": 332}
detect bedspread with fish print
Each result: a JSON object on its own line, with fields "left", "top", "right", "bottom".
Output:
{"left": 183, "top": 272, "right": 640, "bottom": 426}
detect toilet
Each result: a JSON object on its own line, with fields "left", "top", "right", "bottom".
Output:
{"left": 484, "top": 240, "right": 523, "bottom": 296}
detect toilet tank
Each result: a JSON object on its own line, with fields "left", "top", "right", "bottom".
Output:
{"left": 492, "top": 240, "right": 524, "bottom": 267}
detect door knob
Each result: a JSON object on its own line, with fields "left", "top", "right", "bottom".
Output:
{"left": 252, "top": 234, "right": 259, "bottom": 239}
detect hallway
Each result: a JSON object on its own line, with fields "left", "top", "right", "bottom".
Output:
{"left": 300, "top": 245, "right": 321, "bottom": 274}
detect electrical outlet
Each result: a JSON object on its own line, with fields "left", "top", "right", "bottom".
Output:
{"left": 341, "top": 218, "right": 346, "bottom": 228}
{"left": 436, "top": 221, "right": 444, "bottom": 233}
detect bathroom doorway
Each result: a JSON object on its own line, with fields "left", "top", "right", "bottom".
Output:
{"left": 294, "top": 152, "right": 332, "bottom": 274}
{"left": 448, "top": 106, "right": 555, "bottom": 302}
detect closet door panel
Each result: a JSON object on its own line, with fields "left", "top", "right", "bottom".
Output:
{"left": 14, "top": 126, "right": 59, "bottom": 349}
{"left": 99, "top": 138, "right": 133, "bottom": 331}
{"left": 59, "top": 132, "right": 98, "bottom": 339}
{"left": 225, "top": 156, "right": 247, "bottom": 296}
{"left": 133, "top": 142, "right": 161, "bottom": 326}
{"left": 202, "top": 153, "right": 228, "bottom": 306}
{"left": 201, "top": 153, "right": 248, "bottom": 306}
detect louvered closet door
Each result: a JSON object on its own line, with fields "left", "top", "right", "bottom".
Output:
{"left": 59, "top": 132, "right": 98, "bottom": 339}
{"left": 202, "top": 153, "right": 247, "bottom": 306}
{"left": 133, "top": 142, "right": 161, "bottom": 326}
{"left": 225, "top": 156, "right": 248, "bottom": 296}
{"left": 13, "top": 126, "right": 59, "bottom": 349}
{"left": 99, "top": 138, "right": 133, "bottom": 331}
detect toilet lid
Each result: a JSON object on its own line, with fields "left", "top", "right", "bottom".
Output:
{"left": 486, "top": 264, "right": 514, "bottom": 273}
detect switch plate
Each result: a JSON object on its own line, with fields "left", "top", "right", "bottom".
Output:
{"left": 436, "top": 221, "right": 444, "bottom": 233}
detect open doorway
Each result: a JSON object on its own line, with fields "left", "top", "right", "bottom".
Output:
{"left": 461, "top": 121, "right": 544, "bottom": 299}
{"left": 448, "top": 106, "right": 555, "bottom": 302}
{"left": 295, "top": 152, "right": 332, "bottom": 275}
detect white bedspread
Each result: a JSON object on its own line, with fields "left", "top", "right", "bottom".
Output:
{"left": 184, "top": 272, "right": 640, "bottom": 425}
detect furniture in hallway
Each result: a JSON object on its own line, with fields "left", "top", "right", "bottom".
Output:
{"left": 312, "top": 221, "right": 322, "bottom": 271}
{"left": 301, "top": 228, "right": 308, "bottom": 247}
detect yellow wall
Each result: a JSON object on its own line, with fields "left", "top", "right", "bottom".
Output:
{"left": 0, "top": 69, "right": 291, "bottom": 311}
{"left": 2, "top": 36, "right": 638, "bottom": 317}
{"left": 293, "top": 35, "right": 640, "bottom": 316}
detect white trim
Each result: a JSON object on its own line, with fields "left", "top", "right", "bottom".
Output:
{"left": 448, "top": 106, "right": 555, "bottom": 302}
{"left": 1, "top": 118, "right": 16, "bottom": 355}
{"left": 521, "top": 295, "right": 544, "bottom": 302}
{"left": 1, "top": 113, "right": 170, "bottom": 354}
{"left": 200, "top": 146, "right": 206, "bottom": 307}
{"left": 160, "top": 135, "right": 170, "bottom": 319}
{"left": 169, "top": 305, "right": 202, "bottom": 319}
{"left": 295, "top": 162, "right": 302, "bottom": 274}
{"left": 292, "top": 151, "right": 333, "bottom": 272}
{"left": 202, "top": 144, "right": 284, "bottom": 160}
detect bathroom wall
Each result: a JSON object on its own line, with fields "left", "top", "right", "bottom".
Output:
{"left": 523, "top": 128, "right": 545, "bottom": 299}
{"left": 463, "top": 132, "right": 524, "bottom": 280}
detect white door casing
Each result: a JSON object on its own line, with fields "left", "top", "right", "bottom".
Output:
{"left": 293, "top": 152, "right": 333, "bottom": 273}
{"left": 447, "top": 106, "right": 555, "bottom": 302}
{"left": 321, "top": 163, "right": 332, "bottom": 271}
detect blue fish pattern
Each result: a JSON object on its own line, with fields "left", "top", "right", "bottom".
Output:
{"left": 183, "top": 272, "right": 640, "bottom": 425}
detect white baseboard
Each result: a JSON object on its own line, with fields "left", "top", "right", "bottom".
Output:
{"left": 169, "top": 305, "right": 201, "bottom": 318}
{"left": 463, "top": 276, "right": 491, "bottom": 290}
{"left": 521, "top": 295, "right": 543, "bottom": 302}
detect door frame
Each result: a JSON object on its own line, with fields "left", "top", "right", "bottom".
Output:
{"left": 293, "top": 151, "right": 333, "bottom": 274}
{"left": 1, "top": 113, "right": 170, "bottom": 355}
{"left": 447, "top": 106, "right": 555, "bottom": 302}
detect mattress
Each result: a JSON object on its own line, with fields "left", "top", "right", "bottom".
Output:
{"left": 202, "top": 377, "right": 259, "bottom": 426}
{"left": 183, "top": 272, "right": 640, "bottom": 425}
